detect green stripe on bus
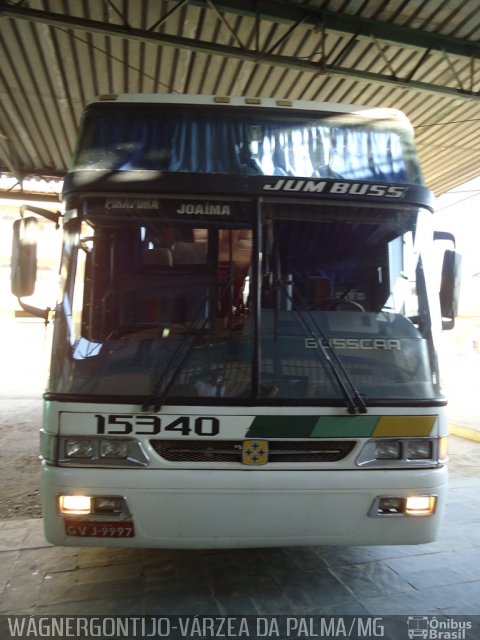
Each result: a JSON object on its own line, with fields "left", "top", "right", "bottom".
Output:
{"left": 246, "top": 415, "right": 379, "bottom": 438}
{"left": 246, "top": 415, "right": 318, "bottom": 438}
{"left": 311, "top": 416, "right": 379, "bottom": 438}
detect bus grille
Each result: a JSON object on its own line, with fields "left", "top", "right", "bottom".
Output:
{"left": 150, "top": 440, "right": 356, "bottom": 463}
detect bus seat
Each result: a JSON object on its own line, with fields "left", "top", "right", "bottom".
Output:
{"left": 306, "top": 275, "right": 333, "bottom": 308}
{"left": 172, "top": 241, "right": 207, "bottom": 265}
{"left": 143, "top": 247, "right": 173, "bottom": 267}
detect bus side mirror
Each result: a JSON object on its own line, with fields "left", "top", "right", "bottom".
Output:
{"left": 11, "top": 217, "right": 38, "bottom": 297}
{"left": 435, "top": 231, "right": 461, "bottom": 331}
{"left": 11, "top": 217, "right": 50, "bottom": 322}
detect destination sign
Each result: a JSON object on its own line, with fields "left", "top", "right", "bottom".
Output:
{"left": 83, "top": 197, "right": 252, "bottom": 221}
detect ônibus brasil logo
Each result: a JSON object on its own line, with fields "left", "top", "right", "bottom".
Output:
{"left": 407, "top": 616, "right": 472, "bottom": 639}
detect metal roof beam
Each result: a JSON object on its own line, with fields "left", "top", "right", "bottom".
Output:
{"left": 188, "top": 0, "right": 480, "bottom": 61}
{"left": 0, "top": 2, "right": 478, "bottom": 99}
{"left": 3, "top": 0, "right": 479, "bottom": 61}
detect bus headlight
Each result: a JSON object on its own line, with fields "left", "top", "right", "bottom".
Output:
{"left": 99, "top": 439, "right": 128, "bottom": 459}
{"left": 406, "top": 440, "right": 433, "bottom": 460}
{"left": 57, "top": 436, "right": 149, "bottom": 467}
{"left": 374, "top": 441, "right": 401, "bottom": 460}
{"left": 357, "top": 437, "right": 443, "bottom": 467}
{"left": 65, "top": 438, "right": 94, "bottom": 459}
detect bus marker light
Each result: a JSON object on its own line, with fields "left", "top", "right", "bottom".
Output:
{"left": 439, "top": 436, "right": 448, "bottom": 462}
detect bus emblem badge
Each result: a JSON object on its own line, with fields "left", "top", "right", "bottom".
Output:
{"left": 242, "top": 440, "right": 269, "bottom": 466}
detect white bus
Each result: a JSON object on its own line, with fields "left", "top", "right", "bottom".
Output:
{"left": 12, "top": 94, "right": 460, "bottom": 547}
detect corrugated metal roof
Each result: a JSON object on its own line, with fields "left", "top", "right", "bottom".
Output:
{"left": 0, "top": 0, "right": 479, "bottom": 197}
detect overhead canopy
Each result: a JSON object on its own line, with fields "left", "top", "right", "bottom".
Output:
{"left": 0, "top": 0, "right": 479, "bottom": 198}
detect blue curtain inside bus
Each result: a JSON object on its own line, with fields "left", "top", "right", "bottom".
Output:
{"left": 74, "top": 111, "right": 423, "bottom": 184}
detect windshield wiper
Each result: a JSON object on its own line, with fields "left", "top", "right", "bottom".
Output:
{"left": 276, "top": 278, "right": 367, "bottom": 415}
{"left": 144, "top": 273, "right": 238, "bottom": 412}
{"left": 144, "top": 306, "right": 211, "bottom": 413}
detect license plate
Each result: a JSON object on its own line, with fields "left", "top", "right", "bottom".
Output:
{"left": 65, "top": 520, "right": 135, "bottom": 538}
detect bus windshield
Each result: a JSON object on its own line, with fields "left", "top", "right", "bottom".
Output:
{"left": 71, "top": 103, "right": 423, "bottom": 185}
{"left": 49, "top": 199, "right": 439, "bottom": 407}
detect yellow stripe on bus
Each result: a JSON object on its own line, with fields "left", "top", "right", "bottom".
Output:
{"left": 373, "top": 415, "right": 436, "bottom": 437}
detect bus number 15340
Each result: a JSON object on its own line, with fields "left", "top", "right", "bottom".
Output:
{"left": 95, "top": 414, "right": 220, "bottom": 437}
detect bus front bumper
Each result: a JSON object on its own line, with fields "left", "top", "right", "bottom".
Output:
{"left": 42, "top": 464, "right": 447, "bottom": 548}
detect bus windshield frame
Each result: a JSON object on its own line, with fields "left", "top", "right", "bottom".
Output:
{"left": 48, "top": 194, "right": 442, "bottom": 410}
